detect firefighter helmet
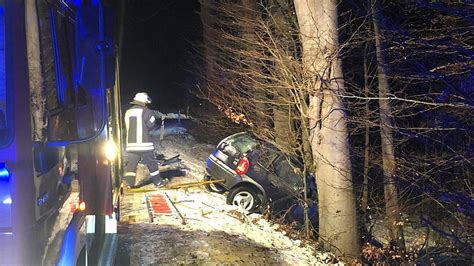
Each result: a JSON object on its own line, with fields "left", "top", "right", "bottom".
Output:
{"left": 132, "top": 92, "right": 152, "bottom": 105}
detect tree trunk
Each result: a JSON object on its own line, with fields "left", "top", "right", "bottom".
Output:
{"left": 294, "top": 0, "right": 360, "bottom": 259}
{"left": 273, "top": 103, "right": 293, "bottom": 152}
{"left": 372, "top": 0, "right": 405, "bottom": 251}
{"left": 240, "top": 0, "right": 286, "bottom": 140}
{"left": 200, "top": 0, "right": 216, "bottom": 87}
{"left": 269, "top": 4, "right": 293, "bottom": 151}
{"left": 25, "top": 0, "right": 46, "bottom": 141}
{"left": 361, "top": 43, "right": 370, "bottom": 212}
{"left": 300, "top": 99, "right": 313, "bottom": 238}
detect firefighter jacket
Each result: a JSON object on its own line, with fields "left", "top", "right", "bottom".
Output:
{"left": 124, "top": 104, "right": 163, "bottom": 152}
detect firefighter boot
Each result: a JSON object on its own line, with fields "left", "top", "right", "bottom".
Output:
{"left": 152, "top": 174, "right": 169, "bottom": 188}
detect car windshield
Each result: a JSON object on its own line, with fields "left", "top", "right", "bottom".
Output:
{"left": 225, "top": 134, "right": 259, "bottom": 154}
{"left": 274, "top": 157, "right": 303, "bottom": 189}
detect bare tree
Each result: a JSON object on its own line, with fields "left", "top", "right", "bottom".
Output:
{"left": 198, "top": 0, "right": 362, "bottom": 258}
{"left": 372, "top": 0, "right": 405, "bottom": 251}
{"left": 360, "top": 42, "right": 372, "bottom": 213}
{"left": 293, "top": 0, "right": 360, "bottom": 258}
{"left": 344, "top": 1, "right": 473, "bottom": 261}
{"left": 198, "top": 0, "right": 318, "bottom": 237}
{"left": 198, "top": 0, "right": 473, "bottom": 262}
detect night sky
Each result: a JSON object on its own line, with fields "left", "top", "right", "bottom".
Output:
{"left": 120, "top": 0, "right": 201, "bottom": 112}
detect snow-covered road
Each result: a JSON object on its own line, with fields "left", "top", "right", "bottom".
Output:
{"left": 116, "top": 133, "right": 340, "bottom": 265}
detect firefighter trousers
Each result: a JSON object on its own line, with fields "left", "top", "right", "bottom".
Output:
{"left": 124, "top": 150, "right": 160, "bottom": 186}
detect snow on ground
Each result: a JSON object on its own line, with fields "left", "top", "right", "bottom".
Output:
{"left": 116, "top": 131, "right": 340, "bottom": 265}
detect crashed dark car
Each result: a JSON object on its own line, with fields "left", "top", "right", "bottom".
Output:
{"left": 204, "top": 132, "right": 318, "bottom": 221}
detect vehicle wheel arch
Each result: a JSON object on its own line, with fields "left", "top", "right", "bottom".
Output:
{"left": 228, "top": 181, "right": 267, "bottom": 205}
{"left": 203, "top": 174, "right": 226, "bottom": 194}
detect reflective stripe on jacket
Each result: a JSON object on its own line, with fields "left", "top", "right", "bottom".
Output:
{"left": 124, "top": 105, "right": 158, "bottom": 151}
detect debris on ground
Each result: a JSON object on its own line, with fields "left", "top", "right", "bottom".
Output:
{"left": 116, "top": 133, "right": 340, "bottom": 265}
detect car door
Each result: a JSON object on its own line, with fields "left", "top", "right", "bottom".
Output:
{"left": 245, "top": 148, "right": 278, "bottom": 194}
{"left": 259, "top": 154, "right": 293, "bottom": 211}
{"left": 268, "top": 155, "right": 305, "bottom": 213}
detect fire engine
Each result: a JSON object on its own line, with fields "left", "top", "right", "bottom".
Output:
{"left": 0, "top": 0, "right": 123, "bottom": 264}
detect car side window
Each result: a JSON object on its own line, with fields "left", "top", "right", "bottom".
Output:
{"left": 274, "top": 156, "right": 303, "bottom": 189}
{"left": 247, "top": 148, "right": 273, "bottom": 176}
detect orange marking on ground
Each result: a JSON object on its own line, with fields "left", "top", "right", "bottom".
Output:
{"left": 147, "top": 193, "right": 173, "bottom": 214}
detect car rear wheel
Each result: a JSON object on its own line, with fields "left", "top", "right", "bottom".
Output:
{"left": 204, "top": 175, "right": 226, "bottom": 194}
{"left": 227, "top": 186, "right": 261, "bottom": 212}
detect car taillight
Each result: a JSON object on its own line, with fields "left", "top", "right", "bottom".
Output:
{"left": 235, "top": 157, "right": 249, "bottom": 175}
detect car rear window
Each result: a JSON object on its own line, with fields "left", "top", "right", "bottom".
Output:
{"left": 222, "top": 134, "right": 258, "bottom": 154}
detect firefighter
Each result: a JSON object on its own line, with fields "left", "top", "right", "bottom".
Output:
{"left": 124, "top": 92, "right": 168, "bottom": 188}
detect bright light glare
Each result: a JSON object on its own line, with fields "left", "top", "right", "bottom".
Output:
{"left": 2, "top": 197, "right": 11, "bottom": 204}
{"left": 104, "top": 140, "right": 117, "bottom": 161}
{"left": 79, "top": 201, "right": 86, "bottom": 211}
{"left": 0, "top": 168, "right": 10, "bottom": 180}
{"left": 0, "top": 162, "right": 10, "bottom": 181}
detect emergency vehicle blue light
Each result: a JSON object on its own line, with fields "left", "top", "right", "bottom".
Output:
{"left": 0, "top": 162, "right": 9, "bottom": 180}
{"left": 2, "top": 197, "right": 11, "bottom": 204}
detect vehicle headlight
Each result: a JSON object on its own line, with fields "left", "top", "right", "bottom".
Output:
{"left": 104, "top": 140, "right": 117, "bottom": 161}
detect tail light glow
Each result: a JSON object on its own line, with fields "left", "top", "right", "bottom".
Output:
{"left": 235, "top": 157, "right": 249, "bottom": 175}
